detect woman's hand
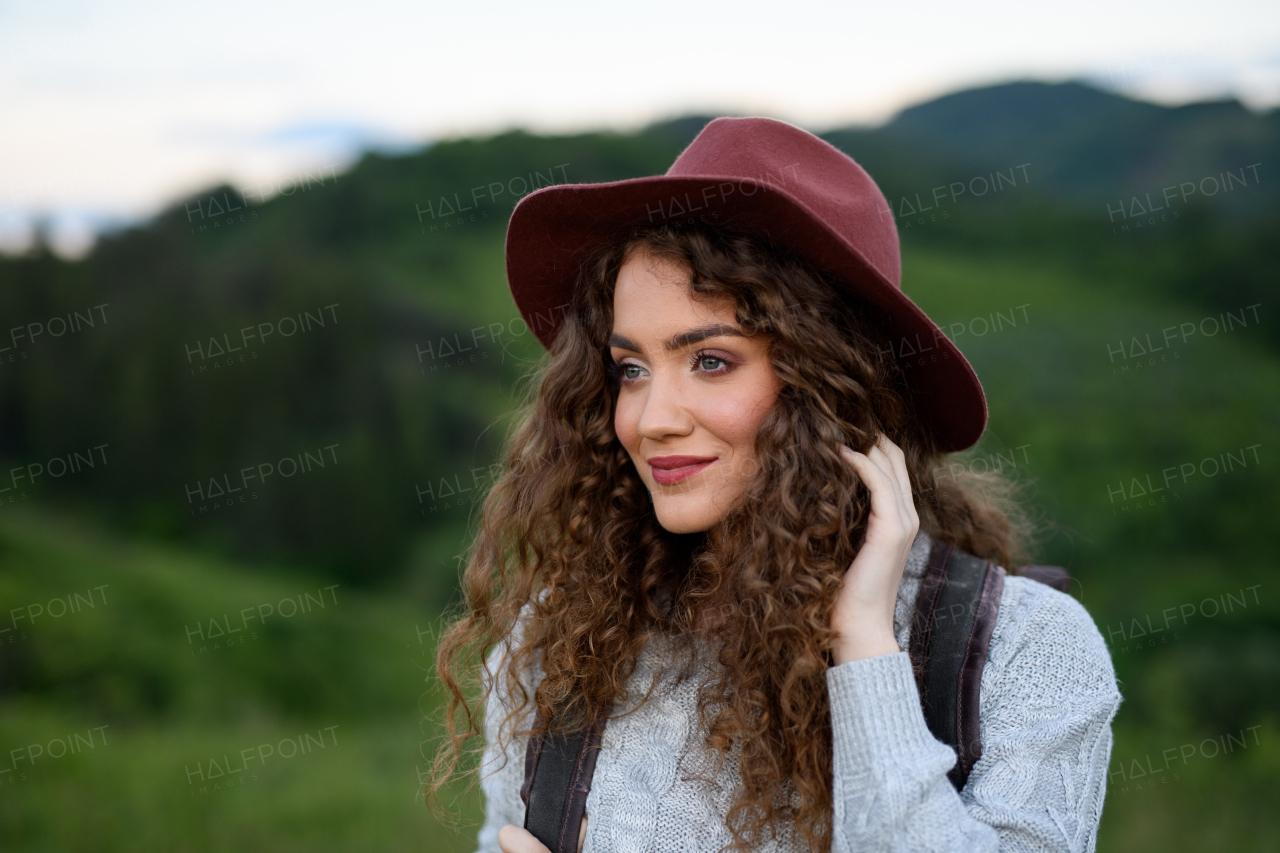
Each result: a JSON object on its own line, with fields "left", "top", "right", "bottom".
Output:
{"left": 498, "top": 815, "right": 588, "bottom": 853}
{"left": 498, "top": 825, "right": 551, "bottom": 853}
{"left": 831, "top": 433, "right": 920, "bottom": 665}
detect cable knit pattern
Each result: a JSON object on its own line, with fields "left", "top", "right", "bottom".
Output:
{"left": 474, "top": 531, "right": 1122, "bottom": 852}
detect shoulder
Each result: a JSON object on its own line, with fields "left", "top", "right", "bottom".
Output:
{"left": 963, "top": 577, "right": 1121, "bottom": 850}
{"left": 983, "top": 574, "right": 1122, "bottom": 717}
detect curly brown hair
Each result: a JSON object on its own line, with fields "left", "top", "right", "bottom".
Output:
{"left": 427, "top": 222, "right": 1033, "bottom": 851}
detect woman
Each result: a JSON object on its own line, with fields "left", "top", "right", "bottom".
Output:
{"left": 427, "top": 117, "right": 1121, "bottom": 853}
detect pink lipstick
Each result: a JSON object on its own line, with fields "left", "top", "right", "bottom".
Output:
{"left": 647, "top": 455, "right": 718, "bottom": 486}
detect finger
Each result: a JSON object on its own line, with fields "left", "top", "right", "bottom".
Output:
{"left": 866, "top": 439, "right": 903, "bottom": 495}
{"left": 871, "top": 434, "right": 908, "bottom": 494}
{"left": 840, "top": 446, "right": 901, "bottom": 520}
{"left": 857, "top": 444, "right": 917, "bottom": 544}
{"left": 864, "top": 442, "right": 911, "bottom": 522}
{"left": 841, "top": 444, "right": 894, "bottom": 488}
{"left": 873, "top": 434, "right": 916, "bottom": 524}
{"left": 874, "top": 433, "right": 907, "bottom": 487}
{"left": 498, "top": 825, "right": 552, "bottom": 853}
{"left": 842, "top": 443, "right": 896, "bottom": 488}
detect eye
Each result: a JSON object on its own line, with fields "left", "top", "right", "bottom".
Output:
{"left": 692, "top": 350, "right": 733, "bottom": 375}
{"left": 606, "top": 359, "right": 646, "bottom": 385}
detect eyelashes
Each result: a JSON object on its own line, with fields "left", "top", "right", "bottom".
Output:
{"left": 689, "top": 351, "right": 733, "bottom": 377}
{"left": 607, "top": 350, "right": 734, "bottom": 385}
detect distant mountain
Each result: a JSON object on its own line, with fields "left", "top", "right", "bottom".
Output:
{"left": 868, "top": 81, "right": 1278, "bottom": 217}
{"left": 639, "top": 82, "right": 1279, "bottom": 221}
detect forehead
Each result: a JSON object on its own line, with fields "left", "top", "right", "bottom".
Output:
{"left": 612, "top": 249, "right": 736, "bottom": 328}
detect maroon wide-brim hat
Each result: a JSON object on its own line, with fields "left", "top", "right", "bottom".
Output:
{"left": 504, "top": 116, "right": 987, "bottom": 452}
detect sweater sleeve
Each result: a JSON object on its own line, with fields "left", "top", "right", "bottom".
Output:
{"left": 826, "top": 577, "right": 1122, "bottom": 853}
{"left": 473, "top": 641, "right": 531, "bottom": 853}
{"left": 474, "top": 609, "right": 542, "bottom": 853}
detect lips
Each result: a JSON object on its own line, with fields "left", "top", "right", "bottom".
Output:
{"left": 647, "top": 455, "right": 718, "bottom": 486}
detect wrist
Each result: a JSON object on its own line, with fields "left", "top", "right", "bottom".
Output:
{"left": 832, "top": 629, "right": 901, "bottom": 665}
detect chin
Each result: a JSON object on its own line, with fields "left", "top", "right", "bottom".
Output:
{"left": 651, "top": 498, "right": 722, "bottom": 534}
{"left": 654, "top": 514, "right": 714, "bottom": 534}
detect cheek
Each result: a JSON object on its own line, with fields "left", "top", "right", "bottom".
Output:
{"left": 614, "top": 393, "right": 641, "bottom": 450}
{"left": 699, "top": 386, "right": 776, "bottom": 452}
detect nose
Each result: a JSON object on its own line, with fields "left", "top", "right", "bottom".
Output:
{"left": 637, "top": 365, "right": 694, "bottom": 441}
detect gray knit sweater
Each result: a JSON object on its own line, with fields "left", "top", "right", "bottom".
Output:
{"left": 475, "top": 530, "right": 1123, "bottom": 852}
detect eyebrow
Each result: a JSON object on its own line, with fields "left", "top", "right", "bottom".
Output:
{"left": 608, "top": 323, "right": 747, "bottom": 354}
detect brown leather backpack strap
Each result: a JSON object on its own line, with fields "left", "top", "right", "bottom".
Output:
{"left": 522, "top": 703, "right": 605, "bottom": 853}
{"left": 911, "top": 541, "right": 1004, "bottom": 791}
{"left": 955, "top": 561, "right": 1004, "bottom": 786}
{"left": 909, "top": 540, "right": 953, "bottom": 666}
{"left": 519, "top": 706, "right": 548, "bottom": 810}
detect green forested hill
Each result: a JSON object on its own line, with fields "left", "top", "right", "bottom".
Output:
{"left": 0, "top": 124, "right": 702, "bottom": 582}
{"left": 2, "top": 81, "right": 1276, "bottom": 581}
{"left": 1, "top": 80, "right": 1278, "bottom": 852}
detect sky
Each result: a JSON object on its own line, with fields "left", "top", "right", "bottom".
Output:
{"left": 1, "top": 0, "right": 1277, "bottom": 257}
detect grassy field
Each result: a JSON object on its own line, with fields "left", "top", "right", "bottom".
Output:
{"left": 0, "top": 510, "right": 485, "bottom": 853}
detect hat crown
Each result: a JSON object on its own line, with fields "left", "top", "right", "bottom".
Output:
{"left": 665, "top": 117, "right": 901, "bottom": 290}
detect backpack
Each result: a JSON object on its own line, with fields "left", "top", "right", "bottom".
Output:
{"left": 519, "top": 539, "right": 1073, "bottom": 853}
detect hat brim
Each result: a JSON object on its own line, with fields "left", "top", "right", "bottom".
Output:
{"left": 505, "top": 175, "right": 987, "bottom": 452}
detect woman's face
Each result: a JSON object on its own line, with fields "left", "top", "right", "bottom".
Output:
{"left": 610, "top": 247, "right": 783, "bottom": 534}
